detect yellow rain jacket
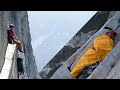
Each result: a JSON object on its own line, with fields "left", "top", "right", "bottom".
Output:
{"left": 70, "top": 35, "right": 114, "bottom": 78}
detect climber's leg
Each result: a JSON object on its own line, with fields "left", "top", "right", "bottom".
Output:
{"left": 13, "top": 39, "right": 23, "bottom": 52}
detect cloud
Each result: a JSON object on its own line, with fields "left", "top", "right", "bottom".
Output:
{"left": 56, "top": 32, "right": 61, "bottom": 36}
{"left": 32, "top": 31, "right": 55, "bottom": 50}
{"left": 39, "top": 24, "right": 45, "bottom": 29}
{"left": 56, "top": 32, "right": 70, "bottom": 36}
{"left": 64, "top": 32, "right": 70, "bottom": 36}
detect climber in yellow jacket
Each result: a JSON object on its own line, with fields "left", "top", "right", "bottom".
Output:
{"left": 70, "top": 29, "right": 116, "bottom": 78}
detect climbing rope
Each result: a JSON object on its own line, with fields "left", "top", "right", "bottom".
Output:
{"left": 90, "top": 49, "right": 108, "bottom": 79}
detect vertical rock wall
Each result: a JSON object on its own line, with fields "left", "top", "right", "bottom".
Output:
{"left": 0, "top": 11, "right": 38, "bottom": 79}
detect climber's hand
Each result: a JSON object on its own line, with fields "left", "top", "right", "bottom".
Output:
{"left": 13, "top": 36, "right": 18, "bottom": 40}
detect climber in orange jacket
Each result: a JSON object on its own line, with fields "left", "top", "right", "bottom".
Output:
{"left": 7, "top": 24, "right": 23, "bottom": 52}
{"left": 70, "top": 29, "right": 116, "bottom": 79}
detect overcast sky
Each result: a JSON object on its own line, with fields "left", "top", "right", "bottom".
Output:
{"left": 28, "top": 11, "right": 97, "bottom": 72}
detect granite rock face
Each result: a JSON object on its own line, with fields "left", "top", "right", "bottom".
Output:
{"left": 0, "top": 11, "right": 38, "bottom": 79}
{"left": 0, "top": 12, "right": 9, "bottom": 72}
{"left": 39, "top": 11, "right": 115, "bottom": 79}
